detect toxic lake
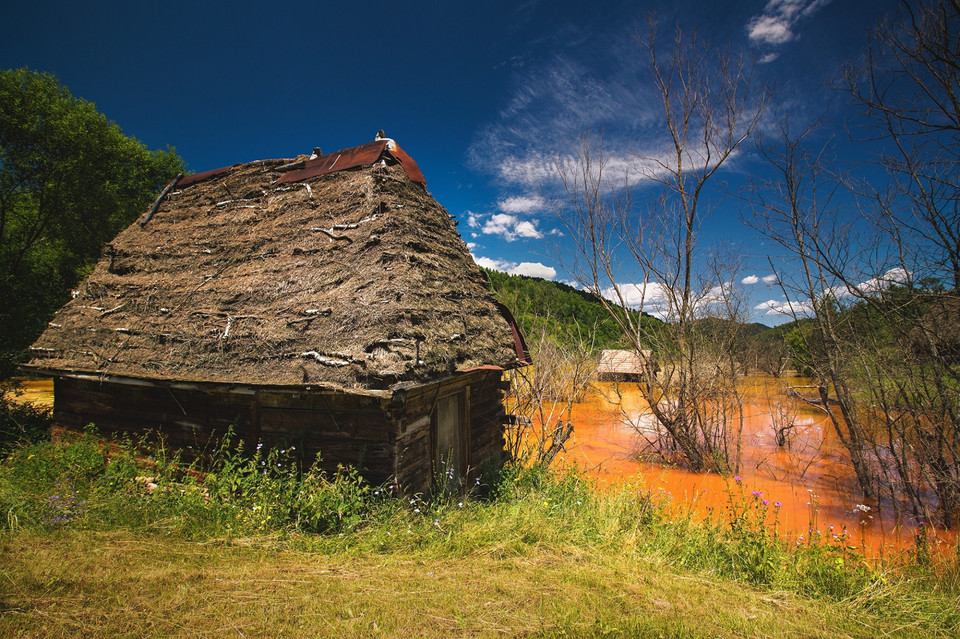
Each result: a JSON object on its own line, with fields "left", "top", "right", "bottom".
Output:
{"left": 7, "top": 374, "right": 953, "bottom": 554}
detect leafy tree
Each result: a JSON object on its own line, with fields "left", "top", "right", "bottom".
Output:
{"left": 0, "top": 68, "right": 185, "bottom": 376}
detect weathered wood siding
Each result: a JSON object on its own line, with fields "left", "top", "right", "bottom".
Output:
{"left": 53, "top": 377, "right": 397, "bottom": 483}
{"left": 393, "top": 369, "right": 508, "bottom": 492}
{"left": 52, "top": 369, "right": 510, "bottom": 492}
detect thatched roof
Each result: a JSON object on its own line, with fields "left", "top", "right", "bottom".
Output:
{"left": 24, "top": 140, "right": 529, "bottom": 391}
{"left": 597, "top": 349, "right": 652, "bottom": 377}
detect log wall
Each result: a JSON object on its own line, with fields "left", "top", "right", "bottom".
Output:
{"left": 53, "top": 377, "right": 397, "bottom": 484}
{"left": 52, "top": 369, "right": 510, "bottom": 492}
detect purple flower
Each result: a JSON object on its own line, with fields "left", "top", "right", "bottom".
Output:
{"left": 762, "top": 499, "right": 769, "bottom": 506}
{"left": 734, "top": 476, "right": 742, "bottom": 483}
{"left": 774, "top": 501, "right": 782, "bottom": 508}
{"left": 751, "top": 491, "right": 762, "bottom": 498}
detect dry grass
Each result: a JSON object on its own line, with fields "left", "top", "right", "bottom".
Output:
{"left": 0, "top": 530, "right": 941, "bottom": 638}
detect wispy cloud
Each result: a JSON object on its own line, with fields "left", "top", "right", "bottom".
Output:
{"left": 762, "top": 274, "right": 778, "bottom": 285}
{"left": 469, "top": 25, "right": 666, "bottom": 194}
{"left": 471, "top": 17, "right": 759, "bottom": 200}
{"left": 746, "top": 0, "right": 832, "bottom": 49}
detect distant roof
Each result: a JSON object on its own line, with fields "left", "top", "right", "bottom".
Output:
{"left": 25, "top": 142, "right": 527, "bottom": 391}
{"left": 597, "top": 349, "right": 652, "bottom": 375}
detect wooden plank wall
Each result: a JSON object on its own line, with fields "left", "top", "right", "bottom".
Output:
{"left": 53, "top": 377, "right": 397, "bottom": 484}
{"left": 392, "top": 370, "right": 508, "bottom": 492}
{"left": 53, "top": 370, "right": 510, "bottom": 492}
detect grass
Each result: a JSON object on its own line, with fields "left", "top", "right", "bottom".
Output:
{"left": 0, "top": 430, "right": 958, "bottom": 637}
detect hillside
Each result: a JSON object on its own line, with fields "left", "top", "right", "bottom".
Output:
{"left": 482, "top": 268, "right": 659, "bottom": 351}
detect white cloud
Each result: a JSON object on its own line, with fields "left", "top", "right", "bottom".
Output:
{"left": 601, "top": 282, "right": 673, "bottom": 319}
{"left": 747, "top": 0, "right": 832, "bottom": 47}
{"left": 600, "top": 280, "right": 733, "bottom": 319}
{"left": 474, "top": 256, "right": 512, "bottom": 271}
{"left": 755, "top": 298, "right": 813, "bottom": 316}
{"left": 826, "top": 267, "right": 909, "bottom": 300}
{"left": 755, "top": 267, "right": 908, "bottom": 318}
{"left": 472, "top": 255, "right": 557, "bottom": 280}
{"left": 762, "top": 274, "right": 779, "bottom": 285}
{"left": 512, "top": 262, "right": 557, "bottom": 279}
{"left": 742, "top": 275, "right": 760, "bottom": 285}
{"left": 482, "top": 213, "right": 543, "bottom": 241}
{"left": 498, "top": 195, "right": 546, "bottom": 214}
{"left": 747, "top": 16, "right": 794, "bottom": 45}
{"left": 466, "top": 242, "right": 478, "bottom": 250}
{"left": 466, "top": 211, "right": 481, "bottom": 228}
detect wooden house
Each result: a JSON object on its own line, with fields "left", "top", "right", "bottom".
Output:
{"left": 596, "top": 349, "right": 655, "bottom": 382}
{"left": 22, "top": 137, "right": 529, "bottom": 491}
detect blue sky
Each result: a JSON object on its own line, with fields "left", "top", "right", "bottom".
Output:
{"left": 2, "top": 0, "right": 905, "bottom": 325}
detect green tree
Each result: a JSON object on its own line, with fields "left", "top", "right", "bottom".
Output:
{"left": 0, "top": 68, "right": 185, "bottom": 375}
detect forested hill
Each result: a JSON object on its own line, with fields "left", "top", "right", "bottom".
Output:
{"left": 482, "top": 268, "right": 656, "bottom": 350}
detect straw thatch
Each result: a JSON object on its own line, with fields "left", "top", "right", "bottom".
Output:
{"left": 25, "top": 142, "right": 527, "bottom": 391}
{"left": 597, "top": 349, "right": 653, "bottom": 381}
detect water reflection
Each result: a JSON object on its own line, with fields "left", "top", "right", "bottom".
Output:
{"left": 556, "top": 374, "right": 953, "bottom": 554}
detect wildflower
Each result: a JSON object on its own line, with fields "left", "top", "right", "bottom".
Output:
{"left": 414, "top": 508, "right": 420, "bottom": 514}
{"left": 734, "top": 476, "right": 742, "bottom": 483}
{"left": 798, "top": 535, "right": 804, "bottom": 541}
{"left": 762, "top": 499, "right": 769, "bottom": 506}
{"left": 257, "top": 443, "right": 263, "bottom": 450}
{"left": 458, "top": 502, "right": 463, "bottom": 509}
{"left": 433, "top": 519, "right": 440, "bottom": 527}
{"left": 751, "top": 490, "right": 762, "bottom": 498}
{"left": 774, "top": 501, "right": 782, "bottom": 508}
{"left": 853, "top": 504, "right": 871, "bottom": 513}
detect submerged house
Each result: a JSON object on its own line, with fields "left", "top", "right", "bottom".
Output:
{"left": 596, "top": 349, "right": 655, "bottom": 382}
{"left": 23, "top": 137, "right": 529, "bottom": 491}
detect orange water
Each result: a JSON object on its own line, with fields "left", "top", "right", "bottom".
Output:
{"left": 9, "top": 376, "right": 955, "bottom": 554}
{"left": 552, "top": 375, "right": 955, "bottom": 555}
{"left": 2, "top": 378, "right": 55, "bottom": 408}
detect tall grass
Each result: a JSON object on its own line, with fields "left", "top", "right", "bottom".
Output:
{"left": 0, "top": 429, "right": 957, "bottom": 635}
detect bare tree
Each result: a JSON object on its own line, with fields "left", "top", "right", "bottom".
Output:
{"left": 746, "top": 0, "right": 960, "bottom": 524}
{"left": 745, "top": 120, "right": 881, "bottom": 503}
{"left": 841, "top": 0, "right": 959, "bottom": 526}
{"left": 553, "top": 20, "right": 766, "bottom": 473}
{"left": 504, "top": 324, "right": 596, "bottom": 467}
{"left": 843, "top": 0, "right": 960, "bottom": 291}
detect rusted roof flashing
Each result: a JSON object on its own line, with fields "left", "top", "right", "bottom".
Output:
{"left": 277, "top": 140, "right": 426, "bottom": 185}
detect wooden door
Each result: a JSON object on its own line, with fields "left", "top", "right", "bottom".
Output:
{"left": 434, "top": 389, "right": 469, "bottom": 490}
